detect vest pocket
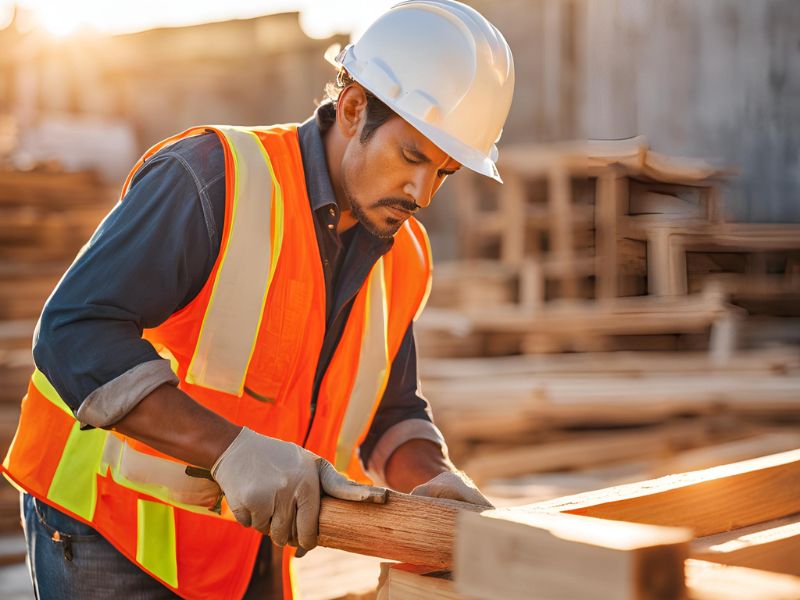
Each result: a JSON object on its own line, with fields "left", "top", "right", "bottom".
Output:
{"left": 245, "top": 278, "right": 313, "bottom": 402}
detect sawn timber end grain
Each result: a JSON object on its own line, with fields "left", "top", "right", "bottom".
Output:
{"left": 318, "top": 491, "right": 486, "bottom": 569}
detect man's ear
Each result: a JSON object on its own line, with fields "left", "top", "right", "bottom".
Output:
{"left": 336, "top": 84, "right": 368, "bottom": 140}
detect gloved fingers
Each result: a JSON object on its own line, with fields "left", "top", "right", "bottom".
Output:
{"left": 295, "top": 485, "right": 321, "bottom": 551}
{"left": 410, "top": 471, "right": 494, "bottom": 508}
{"left": 288, "top": 515, "right": 299, "bottom": 549}
{"left": 269, "top": 498, "right": 296, "bottom": 547}
{"left": 251, "top": 512, "right": 272, "bottom": 535}
{"left": 317, "top": 459, "right": 388, "bottom": 504}
{"left": 294, "top": 546, "right": 308, "bottom": 559}
{"left": 232, "top": 506, "right": 253, "bottom": 529}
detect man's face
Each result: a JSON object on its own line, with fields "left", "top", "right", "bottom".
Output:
{"left": 340, "top": 114, "right": 461, "bottom": 238}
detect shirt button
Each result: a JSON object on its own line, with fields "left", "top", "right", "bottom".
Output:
{"left": 329, "top": 207, "right": 336, "bottom": 217}
{"left": 323, "top": 259, "right": 329, "bottom": 268}
{"left": 327, "top": 223, "right": 335, "bottom": 230}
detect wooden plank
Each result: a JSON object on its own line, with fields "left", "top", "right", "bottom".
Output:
{"left": 526, "top": 450, "right": 800, "bottom": 537}
{"left": 317, "top": 491, "right": 484, "bottom": 569}
{"left": 422, "top": 293, "right": 739, "bottom": 338}
{"left": 462, "top": 421, "right": 712, "bottom": 485}
{"left": 377, "top": 564, "right": 463, "bottom": 600}
{"left": 420, "top": 347, "right": 800, "bottom": 380}
{"left": 547, "top": 164, "right": 578, "bottom": 298}
{"left": 426, "top": 373, "right": 800, "bottom": 438}
{"left": 654, "top": 432, "right": 800, "bottom": 477}
{"left": 455, "top": 510, "right": 690, "bottom": 600}
{"left": 690, "top": 513, "right": 800, "bottom": 576}
{"left": 686, "top": 559, "right": 800, "bottom": 600}
{"left": 595, "top": 172, "right": 624, "bottom": 299}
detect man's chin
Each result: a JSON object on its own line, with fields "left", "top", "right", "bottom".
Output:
{"left": 358, "top": 213, "right": 402, "bottom": 239}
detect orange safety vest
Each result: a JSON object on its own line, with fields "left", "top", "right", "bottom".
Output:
{"left": 2, "top": 124, "right": 432, "bottom": 599}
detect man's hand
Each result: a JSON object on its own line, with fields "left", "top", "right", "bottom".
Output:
{"left": 410, "top": 470, "right": 494, "bottom": 508}
{"left": 212, "top": 427, "right": 388, "bottom": 553}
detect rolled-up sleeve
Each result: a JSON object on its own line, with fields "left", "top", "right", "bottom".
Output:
{"left": 358, "top": 323, "right": 447, "bottom": 484}
{"left": 34, "top": 134, "right": 225, "bottom": 427}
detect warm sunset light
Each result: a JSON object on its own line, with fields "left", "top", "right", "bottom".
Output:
{"left": 0, "top": 0, "right": 396, "bottom": 39}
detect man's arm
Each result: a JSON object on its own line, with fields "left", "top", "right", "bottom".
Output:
{"left": 34, "top": 135, "right": 225, "bottom": 420}
{"left": 358, "top": 324, "right": 450, "bottom": 485}
{"left": 112, "top": 382, "right": 240, "bottom": 470}
{"left": 360, "top": 324, "right": 492, "bottom": 506}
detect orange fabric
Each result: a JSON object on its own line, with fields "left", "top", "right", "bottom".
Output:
{"left": 2, "top": 124, "right": 432, "bottom": 599}
{"left": 3, "top": 382, "right": 72, "bottom": 497}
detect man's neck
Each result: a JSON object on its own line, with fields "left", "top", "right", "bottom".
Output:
{"left": 321, "top": 123, "right": 358, "bottom": 233}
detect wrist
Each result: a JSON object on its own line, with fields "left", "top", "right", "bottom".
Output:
{"left": 384, "top": 438, "right": 453, "bottom": 493}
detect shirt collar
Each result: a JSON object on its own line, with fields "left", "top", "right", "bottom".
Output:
{"left": 297, "top": 107, "right": 338, "bottom": 212}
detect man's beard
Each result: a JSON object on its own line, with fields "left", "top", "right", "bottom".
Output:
{"left": 346, "top": 190, "right": 416, "bottom": 240}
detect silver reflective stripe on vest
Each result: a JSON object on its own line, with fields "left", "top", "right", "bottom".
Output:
{"left": 335, "top": 258, "right": 391, "bottom": 471}
{"left": 102, "top": 434, "right": 221, "bottom": 510}
{"left": 186, "top": 126, "right": 281, "bottom": 395}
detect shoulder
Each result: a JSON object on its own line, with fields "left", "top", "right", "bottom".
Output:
{"left": 142, "top": 131, "right": 226, "bottom": 192}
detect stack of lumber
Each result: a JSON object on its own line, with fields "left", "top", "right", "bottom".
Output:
{"left": 416, "top": 347, "right": 800, "bottom": 496}
{"left": 427, "top": 139, "right": 800, "bottom": 356}
{"left": 0, "top": 167, "right": 116, "bottom": 532}
{"left": 370, "top": 450, "right": 800, "bottom": 600}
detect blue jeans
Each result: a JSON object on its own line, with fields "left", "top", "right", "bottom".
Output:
{"left": 21, "top": 493, "right": 280, "bottom": 599}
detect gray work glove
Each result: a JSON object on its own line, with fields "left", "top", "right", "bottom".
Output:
{"left": 410, "top": 470, "right": 494, "bottom": 508}
{"left": 212, "top": 427, "right": 388, "bottom": 553}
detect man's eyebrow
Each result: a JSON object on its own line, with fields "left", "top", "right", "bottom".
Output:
{"left": 405, "top": 144, "right": 460, "bottom": 172}
{"left": 404, "top": 146, "right": 432, "bottom": 164}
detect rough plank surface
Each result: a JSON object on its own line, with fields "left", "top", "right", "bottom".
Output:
{"left": 686, "top": 559, "right": 800, "bottom": 600}
{"left": 455, "top": 510, "right": 689, "bottom": 600}
{"left": 318, "top": 491, "right": 484, "bottom": 569}
{"left": 691, "top": 513, "right": 800, "bottom": 576}
{"left": 524, "top": 449, "right": 800, "bottom": 537}
{"left": 376, "top": 563, "right": 463, "bottom": 600}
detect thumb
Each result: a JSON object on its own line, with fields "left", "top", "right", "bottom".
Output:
{"left": 317, "top": 459, "right": 388, "bottom": 504}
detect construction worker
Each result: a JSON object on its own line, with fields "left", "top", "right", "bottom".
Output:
{"left": 2, "top": 1, "right": 514, "bottom": 598}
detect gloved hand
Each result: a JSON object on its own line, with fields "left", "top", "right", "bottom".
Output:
{"left": 410, "top": 470, "right": 494, "bottom": 508}
{"left": 212, "top": 427, "right": 388, "bottom": 553}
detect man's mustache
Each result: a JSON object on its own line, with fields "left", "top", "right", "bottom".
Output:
{"left": 374, "top": 198, "right": 420, "bottom": 213}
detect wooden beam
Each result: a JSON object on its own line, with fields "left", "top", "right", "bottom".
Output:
{"left": 454, "top": 510, "right": 690, "bottom": 600}
{"left": 690, "top": 513, "right": 800, "bottom": 576}
{"left": 526, "top": 450, "right": 800, "bottom": 537}
{"left": 685, "top": 559, "right": 800, "bottom": 600}
{"left": 317, "top": 491, "right": 484, "bottom": 569}
{"left": 377, "top": 563, "right": 463, "bottom": 600}
{"left": 461, "top": 420, "right": 712, "bottom": 485}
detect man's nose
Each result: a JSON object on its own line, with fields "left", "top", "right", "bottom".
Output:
{"left": 404, "top": 170, "right": 436, "bottom": 209}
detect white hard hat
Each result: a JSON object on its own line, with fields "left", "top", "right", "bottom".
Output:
{"left": 326, "top": 0, "right": 515, "bottom": 182}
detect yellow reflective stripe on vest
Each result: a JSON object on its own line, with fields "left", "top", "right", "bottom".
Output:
{"left": 47, "top": 421, "right": 107, "bottom": 521}
{"left": 30, "top": 370, "right": 108, "bottom": 520}
{"left": 334, "top": 258, "right": 391, "bottom": 471}
{"left": 186, "top": 126, "right": 284, "bottom": 395}
{"left": 137, "top": 499, "right": 178, "bottom": 588}
{"left": 32, "top": 369, "right": 72, "bottom": 416}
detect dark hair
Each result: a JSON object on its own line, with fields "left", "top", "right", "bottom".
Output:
{"left": 319, "top": 68, "right": 396, "bottom": 143}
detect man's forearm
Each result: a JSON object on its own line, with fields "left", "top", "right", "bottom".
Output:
{"left": 112, "top": 383, "right": 241, "bottom": 469}
{"left": 383, "top": 438, "right": 454, "bottom": 492}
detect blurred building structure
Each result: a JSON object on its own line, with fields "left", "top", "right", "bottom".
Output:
{"left": 469, "top": 0, "right": 800, "bottom": 224}
{"left": 0, "top": 6, "right": 346, "bottom": 180}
